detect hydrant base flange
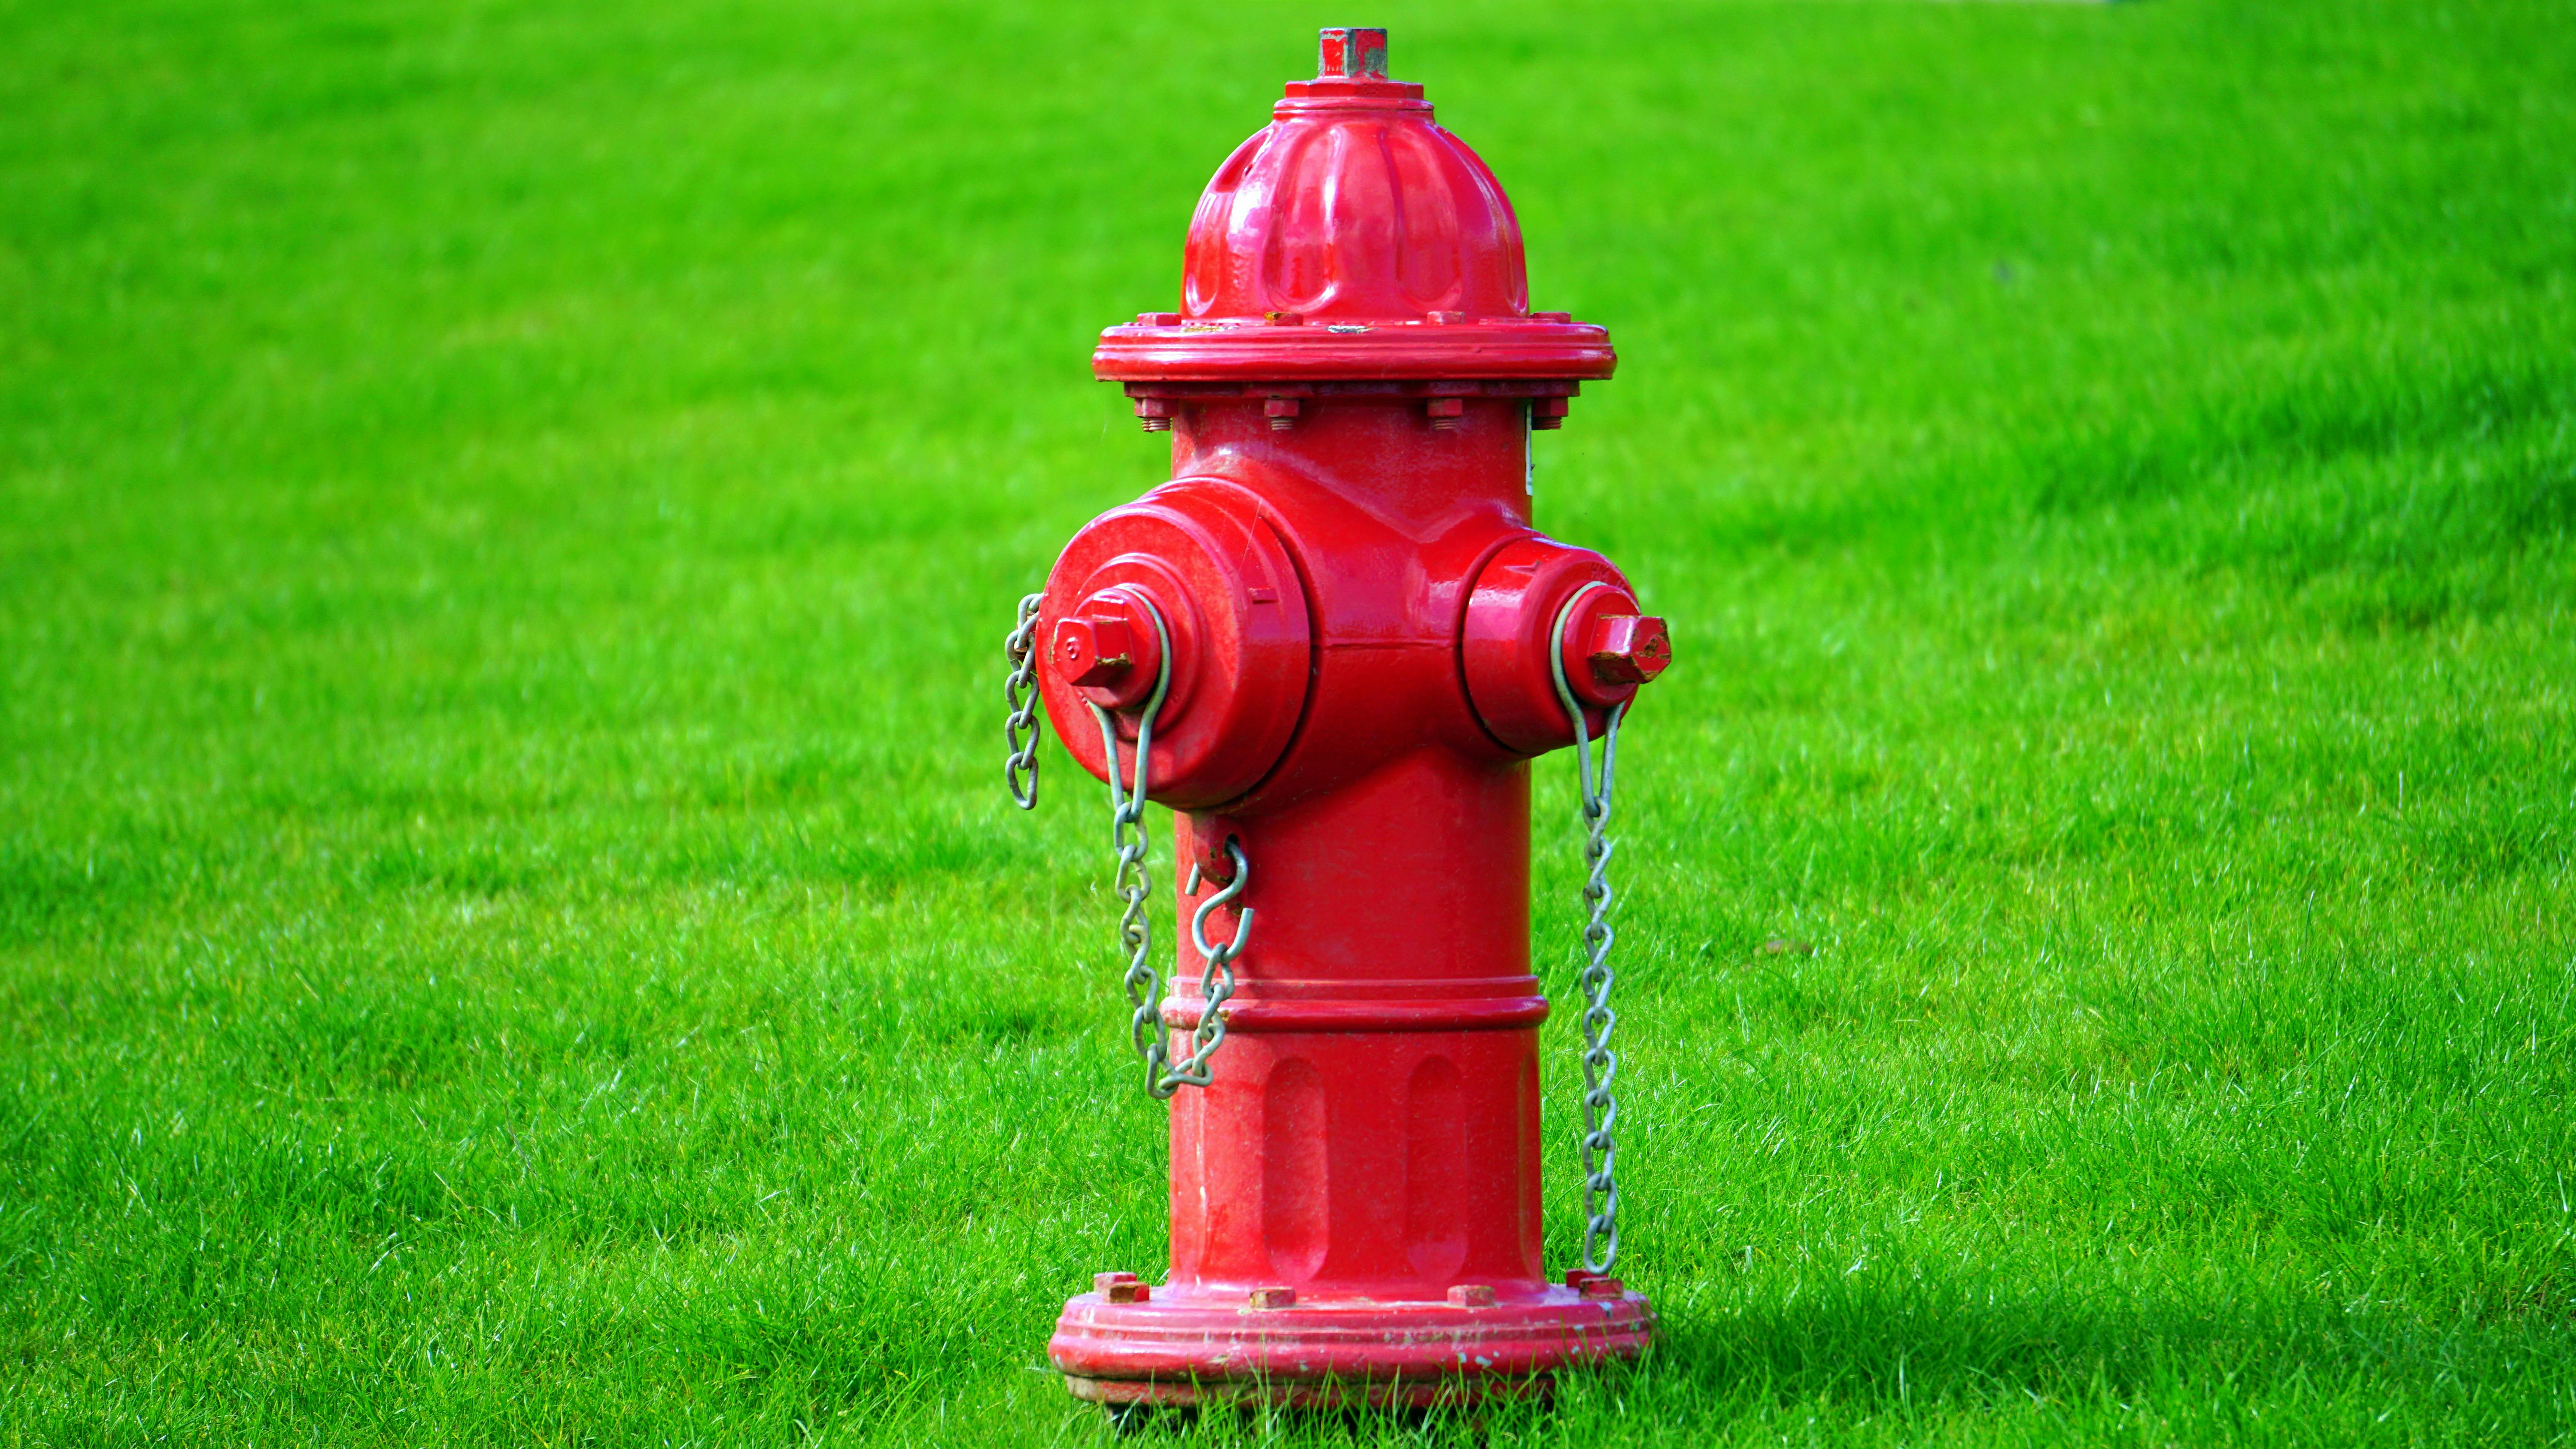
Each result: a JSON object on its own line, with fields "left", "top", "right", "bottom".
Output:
{"left": 1048, "top": 1285, "right": 1654, "bottom": 1406}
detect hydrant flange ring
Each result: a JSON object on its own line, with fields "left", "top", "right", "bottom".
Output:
{"left": 1039, "top": 481, "right": 1311, "bottom": 812}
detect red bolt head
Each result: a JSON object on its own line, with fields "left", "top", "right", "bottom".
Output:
{"left": 1055, "top": 615, "right": 1134, "bottom": 688}
{"left": 1446, "top": 1284, "right": 1498, "bottom": 1307}
{"left": 1095, "top": 1271, "right": 1151, "bottom": 1304}
{"left": 1247, "top": 1285, "right": 1297, "bottom": 1310}
{"left": 1587, "top": 615, "right": 1671, "bottom": 687}
{"left": 1054, "top": 588, "right": 1170, "bottom": 712}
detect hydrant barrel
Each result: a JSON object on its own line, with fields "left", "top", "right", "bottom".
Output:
{"left": 1040, "top": 28, "right": 1662, "bottom": 1408}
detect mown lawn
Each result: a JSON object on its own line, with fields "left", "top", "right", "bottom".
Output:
{"left": 2, "top": 0, "right": 2570, "bottom": 1443}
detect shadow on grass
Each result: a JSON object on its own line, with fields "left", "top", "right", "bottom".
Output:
{"left": 1601, "top": 1273, "right": 2574, "bottom": 1420}
{"left": 1070, "top": 1277, "right": 2575, "bottom": 1443}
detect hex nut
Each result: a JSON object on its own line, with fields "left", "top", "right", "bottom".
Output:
{"left": 1248, "top": 1285, "right": 1297, "bottom": 1310}
{"left": 1587, "top": 614, "right": 1671, "bottom": 687}
{"left": 1094, "top": 1271, "right": 1151, "bottom": 1304}
{"left": 1056, "top": 616, "right": 1135, "bottom": 688}
{"left": 1446, "top": 1284, "right": 1497, "bottom": 1307}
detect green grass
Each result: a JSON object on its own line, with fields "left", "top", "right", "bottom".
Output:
{"left": 3, "top": 0, "right": 2571, "bottom": 1442}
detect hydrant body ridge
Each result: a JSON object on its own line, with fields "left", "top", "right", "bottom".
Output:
{"left": 1038, "top": 30, "right": 1662, "bottom": 1407}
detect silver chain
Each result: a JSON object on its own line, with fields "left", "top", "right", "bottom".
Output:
{"left": 1081, "top": 596, "right": 1246, "bottom": 1099}
{"left": 1003, "top": 593, "right": 1045, "bottom": 809}
{"left": 1550, "top": 582, "right": 1629, "bottom": 1274}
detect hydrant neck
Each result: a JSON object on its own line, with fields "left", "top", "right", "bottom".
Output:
{"left": 1170, "top": 399, "right": 1531, "bottom": 535}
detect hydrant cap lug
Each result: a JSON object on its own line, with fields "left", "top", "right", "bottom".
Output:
{"left": 1185, "top": 814, "right": 1242, "bottom": 886}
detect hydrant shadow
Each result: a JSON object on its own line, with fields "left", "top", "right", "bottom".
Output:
{"left": 1078, "top": 1281, "right": 2424, "bottom": 1441}
{"left": 1099, "top": 1398, "right": 1521, "bottom": 1445}
{"left": 1515, "top": 1282, "right": 2454, "bottom": 1431}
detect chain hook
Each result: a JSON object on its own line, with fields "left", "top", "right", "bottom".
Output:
{"left": 1186, "top": 841, "right": 1254, "bottom": 966}
{"left": 1165, "top": 838, "right": 1252, "bottom": 1090}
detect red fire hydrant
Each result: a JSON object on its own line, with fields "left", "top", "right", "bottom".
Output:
{"left": 1001, "top": 27, "right": 1667, "bottom": 1408}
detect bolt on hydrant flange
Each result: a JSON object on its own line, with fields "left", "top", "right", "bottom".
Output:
{"left": 1024, "top": 27, "right": 1666, "bottom": 1410}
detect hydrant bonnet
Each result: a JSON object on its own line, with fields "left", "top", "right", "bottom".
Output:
{"left": 1094, "top": 29, "right": 1616, "bottom": 385}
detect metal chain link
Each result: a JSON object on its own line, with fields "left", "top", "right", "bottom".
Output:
{"left": 1078, "top": 596, "right": 1247, "bottom": 1099}
{"left": 1003, "top": 593, "right": 1045, "bottom": 809}
{"left": 1550, "top": 582, "right": 1629, "bottom": 1274}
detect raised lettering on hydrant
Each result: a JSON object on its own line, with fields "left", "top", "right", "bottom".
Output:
{"left": 1003, "top": 28, "right": 1665, "bottom": 1408}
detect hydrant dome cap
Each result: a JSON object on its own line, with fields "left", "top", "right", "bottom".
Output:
{"left": 1094, "top": 29, "right": 1615, "bottom": 384}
